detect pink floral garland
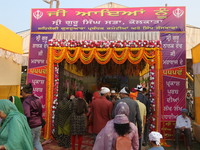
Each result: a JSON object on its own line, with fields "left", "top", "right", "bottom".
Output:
{"left": 48, "top": 39, "right": 162, "bottom": 48}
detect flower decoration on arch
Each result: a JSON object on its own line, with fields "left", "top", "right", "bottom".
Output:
{"left": 48, "top": 39, "right": 162, "bottom": 65}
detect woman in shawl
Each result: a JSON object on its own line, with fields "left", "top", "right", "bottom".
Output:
{"left": 0, "top": 99, "right": 33, "bottom": 150}
{"left": 9, "top": 96, "right": 24, "bottom": 114}
{"left": 54, "top": 93, "right": 72, "bottom": 148}
{"left": 70, "top": 91, "right": 88, "bottom": 150}
{"left": 93, "top": 102, "right": 139, "bottom": 150}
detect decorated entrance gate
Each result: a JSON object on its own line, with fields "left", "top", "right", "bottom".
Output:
{"left": 28, "top": 6, "right": 186, "bottom": 140}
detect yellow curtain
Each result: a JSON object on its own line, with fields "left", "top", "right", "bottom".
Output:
{"left": 0, "top": 85, "right": 20, "bottom": 99}
{"left": 192, "top": 44, "right": 200, "bottom": 64}
{"left": 64, "top": 63, "right": 83, "bottom": 76}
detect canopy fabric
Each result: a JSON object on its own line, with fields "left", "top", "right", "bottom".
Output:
{"left": 193, "top": 64, "right": 200, "bottom": 75}
{"left": 186, "top": 25, "right": 200, "bottom": 59}
{"left": 192, "top": 43, "right": 200, "bottom": 64}
{"left": 17, "top": 30, "right": 30, "bottom": 66}
{"left": 192, "top": 43, "right": 200, "bottom": 75}
{"left": 52, "top": 32, "right": 160, "bottom": 41}
{"left": 96, "top": 2, "right": 127, "bottom": 8}
{"left": 0, "top": 24, "right": 23, "bottom": 54}
{"left": 0, "top": 49, "right": 23, "bottom": 65}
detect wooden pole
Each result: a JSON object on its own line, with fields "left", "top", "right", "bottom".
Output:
{"left": 43, "top": 0, "right": 60, "bottom": 8}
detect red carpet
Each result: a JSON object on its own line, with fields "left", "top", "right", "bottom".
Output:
{"left": 43, "top": 135, "right": 94, "bottom": 150}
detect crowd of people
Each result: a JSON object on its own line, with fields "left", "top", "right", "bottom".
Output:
{"left": 0, "top": 83, "right": 194, "bottom": 150}
{"left": 90, "top": 86, "right": 159, "bottom": 150}
{"left": 53, "top": 85, "right": 164, "bottom": 150}
{"left": 0, "top": 83, "right": 43, "bottom": 150}
{"left": 53, "top": 85, "right": 193, "bottom": 150}
{"left": 54, "top": 85, "right": 159, "bottom": 150}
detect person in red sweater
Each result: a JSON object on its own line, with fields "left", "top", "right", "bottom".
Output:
{"left": 91, "top": 87, "right": 113, "bottom": 137}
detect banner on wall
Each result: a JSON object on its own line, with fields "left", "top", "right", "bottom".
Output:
{"left": 27, "top": 33, "right": 53, "bottom": 114}
{"left": 31, "top": 7, "right": 185, "bottom": 32}
{"left": 160, "top": 33, "right": 186, "bottom": 139}
{"left": 29, "top": 7, "right": 186, "bottom": 139}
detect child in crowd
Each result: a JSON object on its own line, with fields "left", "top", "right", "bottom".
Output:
{"left": 148, "top": 131, "right": 165, "bottom": 150}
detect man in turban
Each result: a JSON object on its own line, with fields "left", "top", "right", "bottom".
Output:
{"left": 148, "top": 131, "right": 164, "bottom": 150}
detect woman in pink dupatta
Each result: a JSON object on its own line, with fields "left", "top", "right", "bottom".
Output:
{"left": 93, "top": 102, "right": 139, "bottom": 150}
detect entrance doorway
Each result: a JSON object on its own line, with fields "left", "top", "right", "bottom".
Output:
{"left": 44, "top": 39, "right": 162, "bottom": 139}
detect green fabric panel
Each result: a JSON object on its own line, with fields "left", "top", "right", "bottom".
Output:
{"left": 13, "top": 96, "right": 24, "bottom": 114}
{"left": 58, "top": 118, "right": 70, "bottom": 135}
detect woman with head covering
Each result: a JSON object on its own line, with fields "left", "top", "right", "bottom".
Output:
{"left": 92, "top": 91, "right": 101, "bottom": 101}
{"left": 93, "top": 102, "right": 139, "bottom": 150}
{"left": 9, "top": 96, "right": 24, "bottom": 114}
{"left": 70, "top": 91, "right": 88, "bottom": 150}
{"left": 54, "top": 92, "right": 72, "bottom": 148}
{"left": 148, "top": 131, "right": 164, "bottom": 150}
{"left": 21, "top": 83, "right": 43, "bottom": 150}
{"left": 0, "top": 99, "right": 33, "bottom": 150}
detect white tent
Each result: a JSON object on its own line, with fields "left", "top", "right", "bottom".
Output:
{"left": 186, "top": 25, "right": 200, "bottom": 59}
{"left": 0, "top": 24, "right": 23, "bottom": 98}
{"left": 17, "top": 29, "right": 30, "bottom": 66}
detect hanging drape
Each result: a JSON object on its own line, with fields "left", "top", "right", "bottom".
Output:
{"left": 48, "top": 37, "right": 162, "bottom": 66}
{"left": 0, "top": 48, "right": 23, "bottom": 65}
{"left": 49, "top": 47, "right": 159, "bottom": 65}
